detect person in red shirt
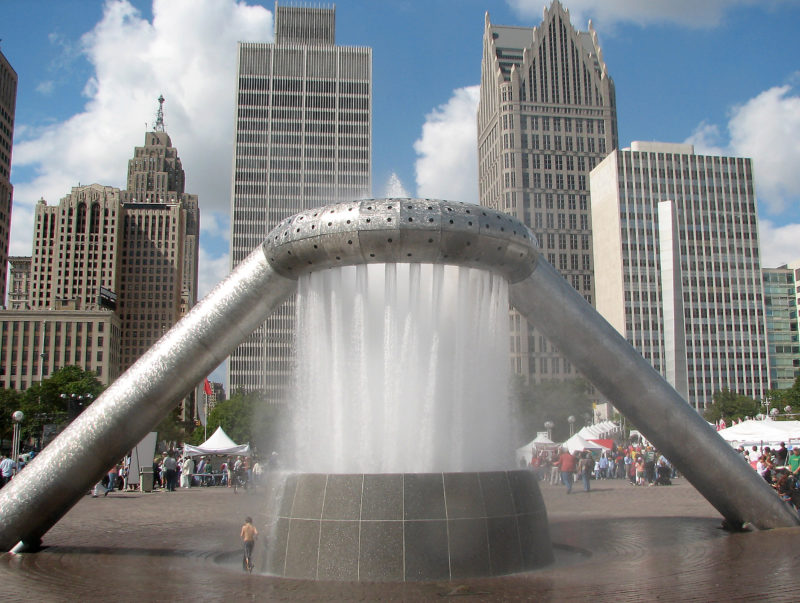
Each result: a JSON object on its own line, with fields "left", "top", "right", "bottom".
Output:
{"left": 556, "top": 448, "right": 577, "bottom": 493}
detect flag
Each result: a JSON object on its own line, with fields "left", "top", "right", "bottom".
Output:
{"left": 203, "top": 379, "right": 213, "bottom": 396}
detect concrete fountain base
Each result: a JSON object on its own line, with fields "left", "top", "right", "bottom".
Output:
{"left": 261, "top": 470, "right": 553, "bottom": 581}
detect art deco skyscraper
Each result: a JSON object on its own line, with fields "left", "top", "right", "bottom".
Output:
{"left": 229, "top": 3, "right": 372, "bottom": 400}
{"left": 0, "top": 49, "right": 17, "bottom": 304}
{"left": 591, "top": 142, "right": 769, "bottom": 410}
{"left": 478, "top": 2, "right": 617, "bottom": 384}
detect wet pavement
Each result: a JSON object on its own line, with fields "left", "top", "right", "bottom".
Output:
{"left": 1, "top": 476, "right": 799, "bottom": 601}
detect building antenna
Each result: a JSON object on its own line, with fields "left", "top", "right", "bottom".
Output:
{"left": 154, "top": 94, "right": 166, "bottom": 132}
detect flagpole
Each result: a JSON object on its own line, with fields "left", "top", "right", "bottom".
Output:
{"left": 204, "top": 391, "right": 208, "bottom": 441}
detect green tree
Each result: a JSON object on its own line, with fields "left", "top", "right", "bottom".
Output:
{"left": 0, "top": 388, "right": 23, "bottom": 454}
{"left": 764, "top": 375, "right": 800, "bottom": 418}
{"left": 3, "top": 366, "right": 105, "bottom": 448}
{"left": 187, "top": 390, "right": 287, "bottom": 456}
{"left": 703, "top": 388, "right": 760, "bottom": 424}
{"left": 512, "top": 377, "right": 593, "bottom": 444}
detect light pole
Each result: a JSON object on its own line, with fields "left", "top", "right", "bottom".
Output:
{"left": 11, "top": 411, "right": 24, "bottom": 477}
{"left": 544, "top": 420, "right": 554, "bottom": 441}
{"left": 568, "top": 415, "right": 576, "bottom": 437}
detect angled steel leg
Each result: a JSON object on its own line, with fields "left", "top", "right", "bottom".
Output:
{"left": 510, "top": 259, "right": 800, "bottom": 529}
{"left": 0, "top": 247, "right": 297, "bottom": 551}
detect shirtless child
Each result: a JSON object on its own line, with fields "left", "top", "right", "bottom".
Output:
{"left": 241, "top": 516, "right": 258, "bottom": 572}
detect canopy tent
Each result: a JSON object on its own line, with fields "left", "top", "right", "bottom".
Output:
{"left": 563, "top": 433, "right": 608, "bottom": 454}
{"left": 516, "top": 432, "right": 557, "bottom": 465}
{"left": 577, "top": 421, "right": 620, "bottom": 440}
{"left": 184, "top": 426, "right": 250, "bottom": 457}
{"left": 717, "top": 419, "right": 800, "bottom": 447}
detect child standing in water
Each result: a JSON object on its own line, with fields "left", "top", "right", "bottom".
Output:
{"left": 241, "top": 516, "right": 258, "bottom": 572}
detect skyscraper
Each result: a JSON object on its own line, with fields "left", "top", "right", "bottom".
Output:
{"left": 762, "top": 264, "right": 800, "bottom": 390}
{"left": 591, "top": 142, "right": 769, "bottom": 410}
{"left": 478, "top": 2, "right": 617, "bottom": 384}
{"left": 0, "top": 49, "right": 17, "bottom": 304}
{"left": 229, "top": 3, "right": 372, "bottom": 400}
{"left": 7, "top": 100, "right": 199, "bottom": 397}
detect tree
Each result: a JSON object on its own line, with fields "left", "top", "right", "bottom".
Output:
{"left": 187, "top": 390, "right": 288, "bottom": 456}
{"left": 512, "top": 377, "right": 593, "bottom": 444}
{"left": 0, "top": 388, "right": 23, "bottom": 454}
{"left": 16, "top": 366, "right": 105, "bottom": 446}
{"left": 703, "top": 388, "right": 760, "bottom": 423}
{"left": 764, "top": 375, "right": 800, "bottom": 418}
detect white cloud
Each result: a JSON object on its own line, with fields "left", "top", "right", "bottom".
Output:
{"left": 11, "top": 0, "right": 272, "bottom": 261}
{"left": 686, "top": 83, "right": 800, "bottom": 215}
{"left": 506, "top": 0, "right": 785, "bottom": 29}
{"left": 758, "top": 220, "right": 800, "bottom": 268}
{"left": 414, "top": 85, "right": 480, "bottom": 204}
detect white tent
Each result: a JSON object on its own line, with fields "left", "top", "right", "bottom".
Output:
{"left": 717, "top": 419, "right": 800, "bottom": 447}
{"left": 577, "top": 421, "right": 620, "bottom": 440}
{"left": 184, "top": 426, "right": 250, "bottom": 457}
{"left": 563, "top": 433, "right": 608, "bottom": 454}
{"left": 516, "top": 433, "right": 557, "bottom": 465}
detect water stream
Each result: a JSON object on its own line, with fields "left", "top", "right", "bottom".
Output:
{"left": 289, "top": 262, "right": 513, "bottom": 473}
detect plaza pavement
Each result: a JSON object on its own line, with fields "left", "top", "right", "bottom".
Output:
{"left": 1, "top": 475, "right": 799, "bottom": 601}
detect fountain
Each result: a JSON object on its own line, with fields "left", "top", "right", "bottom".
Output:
{"left": 0, "top": 198, "right": 797, "bottom": 574}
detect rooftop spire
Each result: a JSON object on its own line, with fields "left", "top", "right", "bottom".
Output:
{"left": 154, "top": 95, "right": 165, "bottom": 132}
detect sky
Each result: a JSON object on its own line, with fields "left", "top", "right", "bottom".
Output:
{"left": 2, "top": 0, "right": 800, "bottom": 381}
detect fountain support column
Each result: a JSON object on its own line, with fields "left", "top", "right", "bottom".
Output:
{"left": 0, "top": 247, "right": 297, "bottom": 551}
{"left": 510, "top": 259, "right": 800, "bottom": 529}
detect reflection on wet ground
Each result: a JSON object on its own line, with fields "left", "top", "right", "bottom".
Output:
{"left": 1, "top": 478, "right": 799, "bottom": 601}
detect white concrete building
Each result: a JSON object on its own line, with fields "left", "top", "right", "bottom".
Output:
{"left": 591, "top": 141, "right": 769, "bottom": 410}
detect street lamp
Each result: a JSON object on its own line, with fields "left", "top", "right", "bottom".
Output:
{"left": 567, "top": 415, "right": 576, "bottom": 437}
{"left": 544, "top": 420, "right": 554, "bottom": 440}
{"left": 61, "top": 393, "right": 94, "bottom": 420}
{"left": 11, "top": 410, "right": 24, "bottom": 477}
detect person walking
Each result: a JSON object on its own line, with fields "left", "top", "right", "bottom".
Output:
{"left": 241, "top": 516, "right": 258, "bottom": 573}
{"left": 163, "top": 451, "right": 178, "bottom": 491}
{"left": 555, "top": 447, "right": 577, "bottom": 494}
{"left": 579, "top": 451, "right": 593, "bottom": 492}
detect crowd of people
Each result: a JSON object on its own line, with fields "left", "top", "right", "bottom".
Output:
{"left": 523, "top": 440, "right": 800, "bottom": 514}
{"left": 524, "top": 444, "right": 678, "bottom": 493}
{"left": 736, "top": 442, "right": 800, "bottom": 510}
{"left": 86, "top": 450, "right": 275, "bottom": 496}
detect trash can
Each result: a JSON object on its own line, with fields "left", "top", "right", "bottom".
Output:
{"left": 139, "top": 466, "right": 154, "bottom": 492}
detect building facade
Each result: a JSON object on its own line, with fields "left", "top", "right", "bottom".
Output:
{"left": 3, "top": 107, "right": 199, "bottom": 401}
{"left": 477, "top": 2, "right": 617, "bottom": 383}
{"left": 763, "top": 264, "right": 799, "bottom": 390}
{"left": 0, "top": 50, "right": 17, "bottom": 303}
{"left": 229, "top": 3, "right": 372, "bottom": 400}
{"left": 591, "top": 142, "right": 769, "bottom": 410}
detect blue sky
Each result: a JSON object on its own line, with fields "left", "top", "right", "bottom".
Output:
{"left": 3, "top": 0, "right": 800, "bottom": 295}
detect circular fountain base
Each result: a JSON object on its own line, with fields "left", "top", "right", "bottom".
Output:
{"left": 261, "top": 470, "right": 553, "bottom": 581}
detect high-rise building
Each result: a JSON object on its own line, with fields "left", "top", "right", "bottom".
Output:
{"left": 478, "top": 2, "right": 617, "bottom": 384}
{"left": 0, "top": 49, "right": 18, "bottom": 304}
{"left": 229, "top": 3, "right": 372, "bottom": 400}
{"left": 4, "top": 100, "right": 199, "bottom": 399}
{"left": 763, "top": 264, "right": 799, "bottom": 390}
{"left": 591, "top": 141, "right": 769, "bottom": 410}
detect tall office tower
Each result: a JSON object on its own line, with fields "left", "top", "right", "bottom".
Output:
{"left": 229, "top": 3, "right": 372, "bottom": 399}
{"left": 26, "top": 112, "right": 197, "bottom": 375}
{"left": 119, "top": 98, "right": 199, "bottom": 370}
{"left": 763, "top": 264, "right": 799, "bottom": 390}
{"left": 121, "top": 96, "right": 199, "bottom": 313}
{"left": 478, "top": 2, "right": 617, "bottom": 384}
{"left": 591, "top": 142, "right": 769, "bottom": 411}
{"left": 0, "top": 49, "right": 18, "bottom": 304}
